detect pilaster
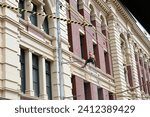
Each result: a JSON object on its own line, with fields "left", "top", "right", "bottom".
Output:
{"left": 128, "top": 38, "right": 141, "bottom": 98}
{"left": 39, "top": 56, "right": 48, "bottom": 99}
{"left": 25, "top": 49, "right": 34, "bottom": 96}
{"left": 108, "top": 13, "right": 128, "bottom": 99}
{"left": 0, "top": 0, "right": 20, "bottom": 99}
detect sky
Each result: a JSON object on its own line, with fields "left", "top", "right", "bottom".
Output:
{"left": 119, "top": 0, "right": 150, "bottom": 34}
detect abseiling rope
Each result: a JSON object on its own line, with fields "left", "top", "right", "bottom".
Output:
{"left": 0, "top": 3, "right": 93, "bottom": 27}
{"left": 114, "top": 81, "right": 150, "bottom": 95}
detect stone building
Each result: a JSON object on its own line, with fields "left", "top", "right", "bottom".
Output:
{"left": 0, "top": 0, "right": 150, "bottom": 100}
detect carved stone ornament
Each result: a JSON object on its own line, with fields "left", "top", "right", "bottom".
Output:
{"left": 26, "top": 0, "right": 33, "bottom": 22}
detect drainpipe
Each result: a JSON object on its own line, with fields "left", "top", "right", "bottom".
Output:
{"left": 56, "top": 0, "right": 64, "bottom": 100}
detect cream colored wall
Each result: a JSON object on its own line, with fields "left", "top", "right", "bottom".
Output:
{"left": 107, "top": 0, "right": 150, "bottom": 99}
{"left": 0, "top": 0, "right": 149, "bottom": 100}
{"left": 0, "top": 0, "right": 20, "bottom": 99}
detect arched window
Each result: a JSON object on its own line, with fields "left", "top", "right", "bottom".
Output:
{"left": 30, "top": 2, "right": 37, "bottom": 26}
{"left": 77, "top": 0, "right": 83, "bottom": 15}
{"left": 120, "top": 34, "right": 128, "bottom": 83}
{"left": 42, "top": 8, "right": 49, "bottom": 34}
{"left": 77, "top": 0, "right": 80, "bottom": 11}
{"left": 89, "top": 4, "right": 95, "bottom": 26}
{"left": 43, "top": 16, "right": 49, "bottom": 34}
{"left": 100, "top": 15, "right": 106, "bottom": 36}
{"left": 19, "top": 0, "right": 25, "bottom": 19}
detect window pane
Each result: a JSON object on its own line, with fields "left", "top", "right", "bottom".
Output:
{"left": 45, "top": 60, "right": 52, "bottom": 100}
{"left": 20, "top": 48, "right": 26, "bottom": 93}
{"left": 19, "top": 0, "right": 25, "bottom": 19}
{"left": 43, "top": 16, "right": 49, "bottom": 34}
{"left": 32, "top": 54, "right": 39, "bottom": 97}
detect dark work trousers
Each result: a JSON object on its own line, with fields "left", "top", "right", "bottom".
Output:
{"left": 82, "top": 57, "right": 95, "bottom": 68}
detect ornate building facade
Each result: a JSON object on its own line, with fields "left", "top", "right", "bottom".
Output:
{"left": 0, "top": 0, "right": 150, "bottom": 100}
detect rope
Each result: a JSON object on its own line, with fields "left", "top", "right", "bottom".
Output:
{"left": 0, "top": 3, "right": 93, "bottom": 27}
{"left": 115, "top": 81, "right": 150, "bottom": 95}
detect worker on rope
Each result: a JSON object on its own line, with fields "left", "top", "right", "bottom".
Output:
{"left": 81, "top": 51, "right": 96, "bottom": 68}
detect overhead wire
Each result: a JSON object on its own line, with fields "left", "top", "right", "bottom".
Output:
{"left": 0, "top": 2, "right": 93, "bottom": 27}
{"left": 1, "top": 2, "right": 149, "bottom": 98}
{"left": 114, "top": 81, "right": 150, "bottom": 95}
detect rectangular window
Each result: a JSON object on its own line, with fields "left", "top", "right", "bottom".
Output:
{"left": 84, "top": 82, "right": 91, "bottom": 100}
{"left": 104, "top": 51, "right": 110, "bottom": 74}
{"left": 93, "top": 43, "right": 97, "bottom": 66}
{"left": 109, "top": 92, "right": 114, "bottom": 100}
{"left": 20, "top": 48, "right": 26, "bottom": 93}
{"left": 71, "top": 75, "right": 76, "bottom": 100}
{"left": 19, "top": 0, "right": 25, "bottom": 19}
{"left": 32, "top": 54, "right": 39, "bottom": 97}
{"left": 77, "top": 0, "right": 80, "bottom": 12}
{"left": 30, "top": 3, "right": 37, "bottom": 26}
{"left": 97, "top": 88, "right": 103, "bottom": 100}
{"left": 45, "top": 60, "right": 52, "bottom": 100}
{"left": 80, "top": 33, "right": 84, "bottom": 59}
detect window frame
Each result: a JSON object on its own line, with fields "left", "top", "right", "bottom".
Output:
{"left": 45, "top": 60, "right": 52, "bottom": 100}
{"left": 32, "top": 54, "right": 40, "bottom": 97}
{"left": 20, "top": 48, "right": 26, "bottom": 94}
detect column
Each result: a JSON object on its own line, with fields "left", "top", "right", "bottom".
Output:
{"left": 144, "top": 59, "right": 149, "bottom": 95}
{"left": 148, "top": 62, "right": 150, "bottom": 95}
{"left": 25, "top": 49, "right": 34, "bottom": 96}
{"left": 145, "top": 60, "right": 150, "bottom": 95}
{"left": 129, "top": 40, "right": 141, "bottom": 98}
{"left": 107, "top": 12, "right": 127, "bottom": 99}
{"left": 39, "top": 56, "right": 47, "bottom": 99}
{"left": 140, "top": 55, "right": 148, "bottom": 94}
{"left": 125, "top": 47, "right": 134, "bottom": 88}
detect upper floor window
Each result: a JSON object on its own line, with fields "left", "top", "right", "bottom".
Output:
{"left": 43, "top": 14, "right": 49, "bottom": 34}
{"left": 89, "top": 4, "right": 95, "bottom": 26}
{"left": 19, "top": 0, "right": 25, "bottom": 19}
{"left": 100, "top": 15, "right": 107, "bottom": 36}
{"left": 80, "top": 32, "right": 85, "bottom": 59}
{"left": 30, "top": 2, "right": 37, "bottom": 26}
{"left": 104, "top": 51, "right": 110, "bottom": 74}
{"left": 20, "top": 48, "right": 26, "bottom": 94}
{"left": 77, "top": 0, "right": 83, "bottom": 15}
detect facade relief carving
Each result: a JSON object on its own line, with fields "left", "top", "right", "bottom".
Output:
{"left": 26, "top": 0, "right": 33, "bottom": 22}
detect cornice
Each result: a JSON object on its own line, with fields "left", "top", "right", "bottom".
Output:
{"left": 94, "top": 0, "right": 110, "bottom": 14}
{"left": 111, "top": 0, "right": 150, "bottom": 48}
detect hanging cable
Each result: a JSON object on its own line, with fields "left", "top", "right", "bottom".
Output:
{"left": 0, "top": 3, "right": 93, "bottom": 27}
{"left": 114, "top": 81, "right": 150, "bottom": 95}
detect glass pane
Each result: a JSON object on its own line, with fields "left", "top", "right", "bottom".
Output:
{"left": 20, "top": 48, "right": 26, "bottom": 93}
{"left": 19, "top": 0, "right": 25, "bottom": 19}
{"left": 43, "top": 16, "right": 49, "bottom": 34}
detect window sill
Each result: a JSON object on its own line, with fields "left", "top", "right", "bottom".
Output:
{"left": 19, "top": 19, "right": 53, "bottom": 41}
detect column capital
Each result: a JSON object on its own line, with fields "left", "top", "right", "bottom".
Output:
{"left": 40, "top": 55, "right": 47, "bottom": 59}
{"left": 107, "top": 11, "right": 118, "bottom": 21}
{"left": 28, "top": 49, "right": 34, "bottom": 53}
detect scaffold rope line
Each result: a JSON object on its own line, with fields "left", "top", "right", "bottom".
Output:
{"left": 114, "top": 81, "right": 150, "bottom": 95}
{"left": 0, "top": 3, "right": 93, "bottom": 27}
